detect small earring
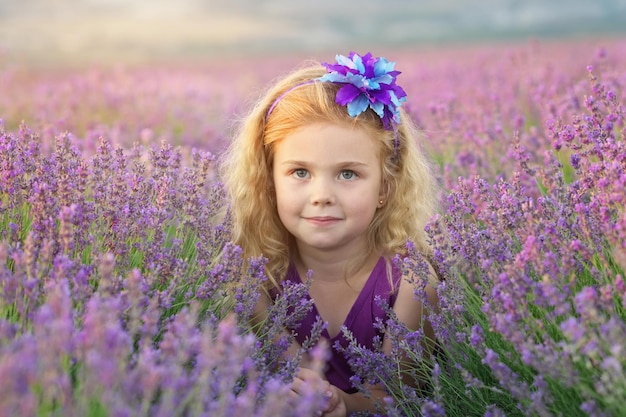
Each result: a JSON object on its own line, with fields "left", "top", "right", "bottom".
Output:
{"left": 378, "top": 199, "right": 384, "bottom": 206}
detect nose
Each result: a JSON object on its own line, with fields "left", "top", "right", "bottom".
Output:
{"left": 310, "top": 178, "right": 334, "bottom": 206}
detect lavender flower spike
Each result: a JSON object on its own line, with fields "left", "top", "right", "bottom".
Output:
{"left": 319, "top": 52, "right": 407, "bottom": 129}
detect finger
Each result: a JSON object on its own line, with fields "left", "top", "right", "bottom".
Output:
{"left": 323, "top": 388, "right": 340, "bottom": 412}
{"left": 297, "top": 367, "right": 319, "bottom": 380}
{"left": 290, "top": 377, "right": 304, "bottom": 395}
{"left": 288, "top": 389, "right": 299, "bottom": 402}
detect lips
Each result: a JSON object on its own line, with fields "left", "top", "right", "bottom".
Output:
{"left": 304, "top": 216, "right": 342, "bottom": 226}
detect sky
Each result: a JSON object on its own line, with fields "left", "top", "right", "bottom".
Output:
{"left": 1, "top": 0, "right": 625, "bottom": 65}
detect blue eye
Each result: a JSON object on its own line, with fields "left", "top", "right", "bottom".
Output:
{"left": 293, "top": 169, "right": 309, "bottom": 178}
{"left": 340, "top": 170, "right": 356, "bottom": 180}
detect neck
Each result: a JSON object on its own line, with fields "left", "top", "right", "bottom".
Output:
{"left": 294, "top": 243, "right": 381, "bottom": 283}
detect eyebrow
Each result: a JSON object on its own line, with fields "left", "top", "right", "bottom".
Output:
{"left": 280, "top": 160, "right": 370, "bottom": 168}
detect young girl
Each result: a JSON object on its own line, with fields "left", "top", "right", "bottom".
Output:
{"left": 220, "top": 52, "right": 439, "bottom": 416}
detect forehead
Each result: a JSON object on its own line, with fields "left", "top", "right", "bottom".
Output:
{"left": 273, "top": 122, "right": 381, "bottom": 163}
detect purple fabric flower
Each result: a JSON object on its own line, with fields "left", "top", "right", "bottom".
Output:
{"left": 319, "top": 52, "right": 407, "bottom": 129}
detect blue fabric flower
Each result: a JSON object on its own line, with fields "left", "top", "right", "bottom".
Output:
{"left": 318, "top": 52, "right": 407, "bottom": 129}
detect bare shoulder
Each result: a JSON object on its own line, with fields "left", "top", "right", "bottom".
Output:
{"left": 392, "top": 260, "right": 439, "bottom": 331}
{"left": 250, "top": 289, "right": 273, "bottom": 327}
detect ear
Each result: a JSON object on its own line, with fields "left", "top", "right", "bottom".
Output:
{"left": 379, "top": 179, "right": 390, "bottom": 200}
{"left": 378, "top": 181, "right": 389, "bottom": 208}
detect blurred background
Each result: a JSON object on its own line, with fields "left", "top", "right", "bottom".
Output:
{"left": 1, "top": 0, "right": 626, "bottom": 67}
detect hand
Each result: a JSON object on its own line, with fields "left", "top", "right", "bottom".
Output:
{"left": 321, "top": 385, "right": 347, "bottom": 417}
{"left": 290, "top": 368, "right": 346, "bottom": 417}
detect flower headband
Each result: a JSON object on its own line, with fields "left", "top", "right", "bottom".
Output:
{"left": 266, "top": 52, "right": 407, "bottom": 130}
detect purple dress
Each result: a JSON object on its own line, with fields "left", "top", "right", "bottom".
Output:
{"left": 284, "top": 257, "right": 401, "bottom": 393}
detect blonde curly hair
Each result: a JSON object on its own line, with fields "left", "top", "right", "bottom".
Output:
{"left": 219, "top": 62, "right": 438, "bottom": 290}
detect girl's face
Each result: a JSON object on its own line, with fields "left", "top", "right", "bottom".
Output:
{"left": 272, "top": 122, "right": 384, "bottom": 255}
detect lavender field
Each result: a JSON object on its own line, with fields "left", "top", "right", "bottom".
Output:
{"left": 1, "top": 37, "right": 625, "bottom": 416}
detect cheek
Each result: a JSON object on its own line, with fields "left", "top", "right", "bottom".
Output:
{"left": 272, "top": 176, "right": 286, "bottom": 202}
{"left": 273, "top": 180, "right": 296, "bottom": 213}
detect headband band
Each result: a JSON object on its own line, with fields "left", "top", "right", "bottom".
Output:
{"left": 266, "top": 80, "right": 316, "bottom": 118}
